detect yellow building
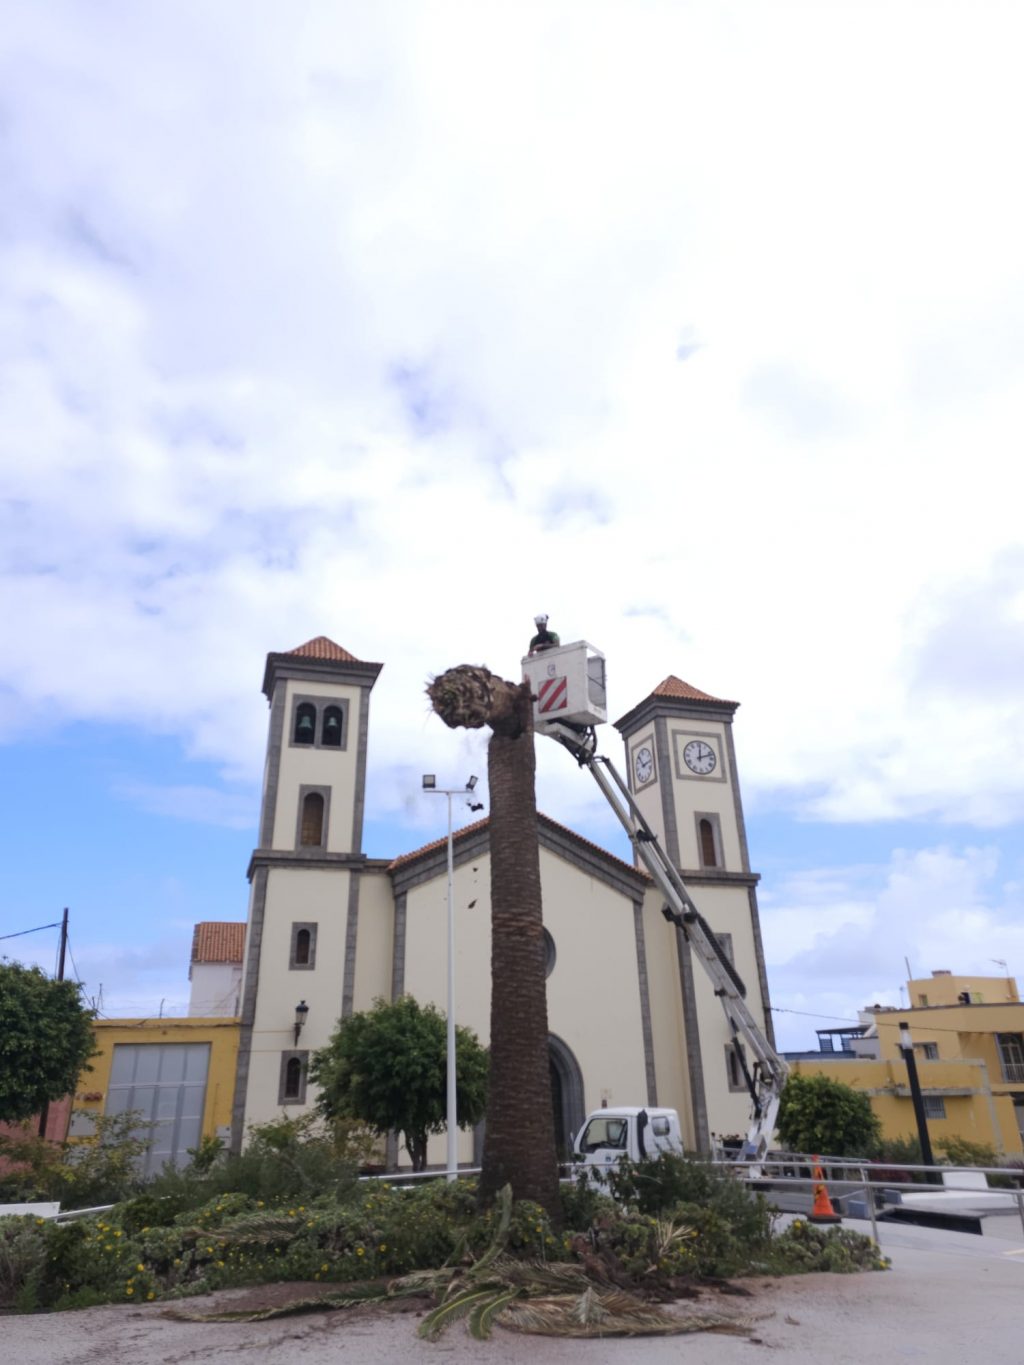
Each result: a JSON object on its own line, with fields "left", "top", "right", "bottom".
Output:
{"left": 790, "top": 971, "right": 1024, "bottom": 1157}
{"left": 72, "top": 1017, "right": 240, "bottom": 1176}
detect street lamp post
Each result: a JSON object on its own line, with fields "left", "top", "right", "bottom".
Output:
{"left": 422, "top": 774, "right": 483, "bottom": 1181}
{"left": 898, "top": 1020, "right": 939, "bottom": 1183}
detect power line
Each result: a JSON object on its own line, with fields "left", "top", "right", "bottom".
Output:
{"left": 66, "top": 936, "right": 83, "bottom": 987}
{"left": 0, "top": 920, "right": 62, "bottom": 942}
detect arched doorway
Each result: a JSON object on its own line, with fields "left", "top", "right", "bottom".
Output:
{"left": 548, "top": 1034, "right": 585, "bottom": 1161}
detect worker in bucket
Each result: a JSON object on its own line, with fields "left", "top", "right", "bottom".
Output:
{"left": 528, "top": 614, "right": 560, "bottom": 655}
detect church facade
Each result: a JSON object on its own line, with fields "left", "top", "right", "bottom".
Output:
{"left": 231, "top": 636, "right": 775, "bottom": 1162}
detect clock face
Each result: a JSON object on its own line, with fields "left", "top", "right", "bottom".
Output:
{"left": 683, "top": 739, "right": 716, "bottom": 775}
{"left": 633, "top": 745, "right": 655, "bottom": 786}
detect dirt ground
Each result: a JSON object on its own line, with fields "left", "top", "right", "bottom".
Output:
{"left": 3, "top": 1222, "right": 1023, "bottom": 1364}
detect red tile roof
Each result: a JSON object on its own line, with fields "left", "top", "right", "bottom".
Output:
{"left": 190, "top": 922, "right": 246, "bottom": 965}
{"left": 650, "top": 675, "right": 737, "bottom": 705}
{"left": 389, "top": 813, "right": 649, "bottom": 883}
{"left": 388, "top": 818, "right": 489, "bottom": 871}
{"left": 287, "top": 636, "right": 362, "bottom": 663}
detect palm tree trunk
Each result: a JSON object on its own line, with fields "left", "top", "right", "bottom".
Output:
{"left": 427, "top": 667, "right": 561, "bottom": 1221}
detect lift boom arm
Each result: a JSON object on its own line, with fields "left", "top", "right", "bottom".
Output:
{"left": 545, "top": 721, "right": 788, "bottom": 1164}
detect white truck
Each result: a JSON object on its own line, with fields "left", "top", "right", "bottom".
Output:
{"left": 523, "top": 638, "right": 789, "bottom": 1174}
{"left": 573, "top": 1107, "right": 684, "bottom": 1178}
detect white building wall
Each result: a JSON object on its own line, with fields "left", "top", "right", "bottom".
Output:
{"left": 188, "top": 962, "right": 242, "bottom": 1017}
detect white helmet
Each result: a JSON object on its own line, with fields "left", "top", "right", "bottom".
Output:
{"left": 534, "top": 614, "right": 548, "bottom": 627}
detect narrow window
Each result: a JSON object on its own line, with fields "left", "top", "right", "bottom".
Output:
{"left": 300, "top": 792, "right": 325, "bottom": 846}
{"left": 278, "top": 1051, "right": 308, "bottom": 1104}
{"left": 290, "top": 922, "right": 317, "bottom": 970}
{"left": 922, "top": 1096, "right": 946, "bottom": 1120}
{"left": 321, "top": 705, "right": 343, "bottom": 747}
{"left": 284, "top": 1056, "right": 302, "bottom": 1099}
{"left": 294, "top": 702, "right": 316, "bottom": 745}
{"left": 725, "top": 1042, "right": 747, "bottom": 1092}
{"left": 920, "top": 1042, "right": 939, "bottom": 1061}
{"left": 699, "top": 818, "right": 718, "bottom": 867}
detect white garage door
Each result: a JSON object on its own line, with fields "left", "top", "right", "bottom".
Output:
{"left": 105, "top": 1043, "right": 210, "bottom": 1177}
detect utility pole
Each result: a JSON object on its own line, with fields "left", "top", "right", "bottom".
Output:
{"left": 898, "top": 1020, "right": 940, "bottom": 1184}
{"left": 37, "top": 909, "right": 70, "bottom": 1139}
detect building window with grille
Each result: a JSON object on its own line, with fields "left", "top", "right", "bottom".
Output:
{"left": 296, "top": 787, "right": 330, "bottom": 849}
{"left": 998, "top": 1033, "right": 1024, "bottom": 1084}
{"left": 922, "top": 1096, "right": 946, "bottom": 1120}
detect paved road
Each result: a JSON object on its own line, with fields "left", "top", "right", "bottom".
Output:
{"left": 4, "top": 1220, "right": 1022, "bottom": 1363}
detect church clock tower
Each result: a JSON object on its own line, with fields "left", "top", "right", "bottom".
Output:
{"left": 614, "top": 676, "right": 774, "bottom": 1151}
{"left": 231, "top": 637, "right": 383, "bottom": 1149}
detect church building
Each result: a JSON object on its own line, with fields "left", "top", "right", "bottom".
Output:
{"left": 231, "top": 636, "right": 775, "bottom": 1162}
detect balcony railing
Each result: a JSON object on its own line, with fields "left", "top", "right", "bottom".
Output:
{"left": 999, "top": 1059, "right": 1024, "bottom": 1084}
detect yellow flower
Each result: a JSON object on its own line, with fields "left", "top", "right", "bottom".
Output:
{"left": 35, "top": 1218, "right": 45, "bottom": 1225}
{"left": 137, "top": 1264, "right": 145, "bottom": 1272}
{"left": 321, "top": 1263, "right": 329, "bottom": 1272}
{"left": 147, "top": 1292, "right": 155, "bottom": 1301}
{"left": 378, "top": 1245, "right": 386, "bottom": 1253}
{"left": 115, "top": 1231, "right": 122, "bottom": 1238}
{"left": 217, "top": 1260, "right": 225, "bottom": 1268}
{"left": 126, "top": 1287, "right": 134, "bottom": 1296}
{"left": 356, "top": 1247, "right": 365, "bottom": 1257}
{"left": 104, "top": 1244, "right": 113, "bottom": 1252}
{"left": 257, "top": 1200, "right": 264, "bottom": 1208}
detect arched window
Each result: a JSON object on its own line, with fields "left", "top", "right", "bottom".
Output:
{"left": 293, "top": 702, "right": 316, "bottom": 745}
{"left": 300, "top": 792, "right": 325, "bottom": 846}
{"left": 284, "top": 1055, "right": 303, "bottom": 1100}
{"left": 321, "top": 706, "right": 343, "bottom": 747}
{"left": 699, "top": 818, "right": 718, "bottom": 868}
{"left": 294, "top": 928, "right": 311, "bottom": 965}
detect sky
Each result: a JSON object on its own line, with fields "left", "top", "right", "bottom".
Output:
{"left": 2, "top": 1, "right": 1023, "bottom": 1052}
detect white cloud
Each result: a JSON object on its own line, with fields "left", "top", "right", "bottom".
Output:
{"left": 1, "top": 0, "right": 1023, "bottom": 844}
{"left": 763, "top": 844, "right": 1024, "bottom": 1050}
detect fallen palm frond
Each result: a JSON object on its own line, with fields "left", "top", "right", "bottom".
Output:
{"left": 500, "top": 1289, "right": 757, "bottom": 1339}
{"left": 163, "top": 1184, "right": 754, "bottom": 1342}
{"left": 165, "top": 1281, "right": 395, "bottom": 1323}
{"left": 178, "top": 1214, "right": 302, "bottom": 1248}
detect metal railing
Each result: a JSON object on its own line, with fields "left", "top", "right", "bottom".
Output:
{"left": 714, "top": 1155, "right": 1024, "bottom": 1243}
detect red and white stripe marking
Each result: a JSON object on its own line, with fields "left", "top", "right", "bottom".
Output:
{"left": 538, "top": 676, "right": 568, "bottom": 713}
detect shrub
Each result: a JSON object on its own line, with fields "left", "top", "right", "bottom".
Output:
{"left": 145, "top": 1113, "right": 364, "bottom": 1212}
{"left": 761, "top": 1218, "right": 889, "bottom": 1274}
{"left": 776, "top": 1074, "right": 881, "bottom": 1158}
{"left": 607, "top": 1153, "right": 773, "bottom": 1248}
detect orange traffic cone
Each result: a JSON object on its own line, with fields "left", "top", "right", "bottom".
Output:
{"left": 808, "top": 1156, "right": 841, "bottom": 1224}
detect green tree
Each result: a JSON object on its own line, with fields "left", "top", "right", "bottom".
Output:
{"left": 427, "top": 665, "right": 561, "bottom": 1220}
{"left": 776, "top": 1073, "right": 881, "bottom": 1157}
{"left": 309, "top": 996, "right": 488, "bottom": 1171}
{"left": 0, "top": 961, "right": 95, "bottom": 1123}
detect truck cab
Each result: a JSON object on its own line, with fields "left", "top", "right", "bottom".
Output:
{"left": 573, "top": 1107, "right": 683, "bottom": 1176}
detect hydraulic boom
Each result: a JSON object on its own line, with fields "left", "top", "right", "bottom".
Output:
{"left": 543, "top": 719, "right": 788, "bottom": 1168}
